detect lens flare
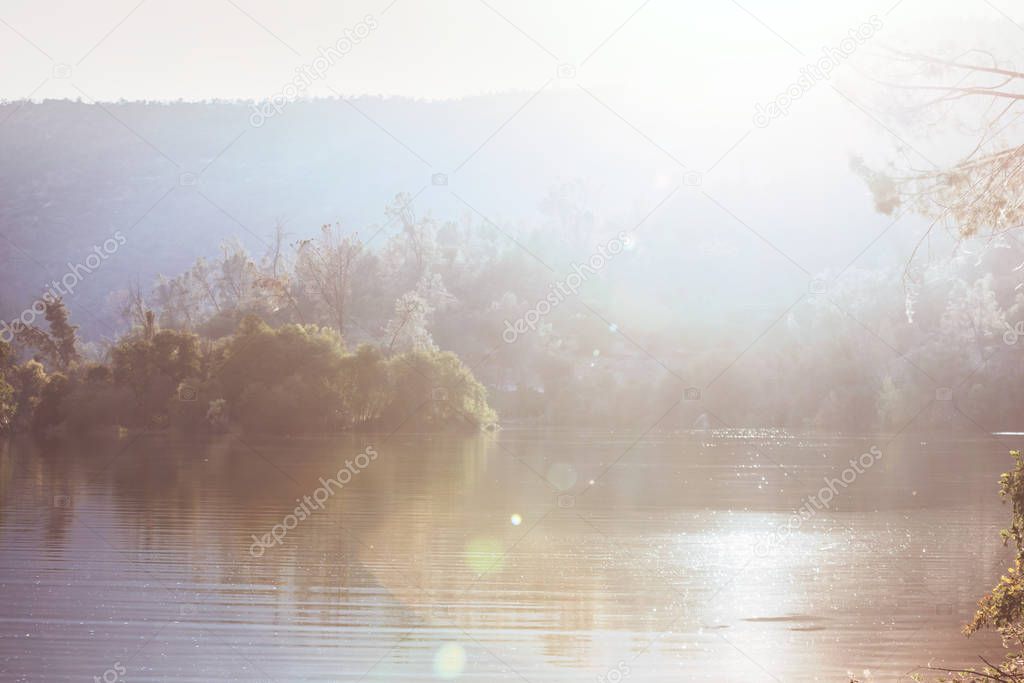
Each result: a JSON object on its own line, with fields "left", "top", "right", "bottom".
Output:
{"left": 433, "top": 642, "right": 466, "bottom": 679}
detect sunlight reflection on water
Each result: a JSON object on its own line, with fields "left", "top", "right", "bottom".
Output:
{"left": 0, "top": 430, "right": 1013, "bottom": 681}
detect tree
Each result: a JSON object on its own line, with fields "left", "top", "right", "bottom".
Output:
{"left": 384, "top": 290, "right": 435, "bottom": 353}
{"left": 382, "top": 350, "right": 496, "bottom": 430}
{"left": 44, "top": 298, "right": 79, "bottom": 370}
{"left": 111, "top": 328, "right": 201, "bottom": 425}
{"left": 858, "top": 48, "right": 1024, "bottom": 245}
{"left": 31, "top": 372, "right": 69, "bottom": 434}
{"left": 380, "top": 193, "right": 439, "bottom": 290}
{"left": 118, "top": 282, "right": 152, "bottom": 333}
{"left": 340, "top": 344, "right": 390, "bottom": 425}
{"left": 13, "top": 298, "right": 79, "bottom": 372}
{"left": 261, "top": 219, "right": 291, "bottom": 279}
{"left": 215, "top": 318, "right": 351, "bottom": 433}
{"left": 216, "top": 239, "right": 260, "bottom": 313}
{"left": 59, "top": 363, "right": 133, "bottom": 434}
{"left": 255, "top": 222, "right": 305, "bottom": 325}
{"left": 0, "top": 341, "right": 15, "bottom": 431}
{"left": 294, "top": 223, "right": 363, "bottom": 335}
{"left": 9, "top": 360, "right": 46, "bottom": 432}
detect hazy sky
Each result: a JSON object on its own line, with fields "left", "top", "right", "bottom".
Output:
{"left": 2, "top": 0, "right": 1020, "bottom": 337}
{"left": 0, "top": 0, "right": 1010, "bottom": 104}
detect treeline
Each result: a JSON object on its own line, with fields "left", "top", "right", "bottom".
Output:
{"left": 5, "top": 190, "right": 1024, "bottom": 435}
{"left": 0, "top": 300, "right": 495, "bottom": 436}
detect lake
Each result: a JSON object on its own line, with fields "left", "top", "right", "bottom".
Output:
{"left": 0, "top": 429, "right": 1015, "bottom": 681}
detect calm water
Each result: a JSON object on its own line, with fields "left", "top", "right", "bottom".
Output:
{"left": 0, "top": 429, "right": 1016, "bottom": 682}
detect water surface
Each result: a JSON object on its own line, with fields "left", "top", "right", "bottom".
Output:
{"left": 0, "top": 429, "right": 1015, "bottom": 681}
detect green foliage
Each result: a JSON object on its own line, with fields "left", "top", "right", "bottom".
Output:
{"left": 236, "top": 375, "right": 345, "bottom": 434}
{"left": 83, "top": 363, "right": 112, "bottom": 383}
{"left": 211, "top": 321, "right": 496, "bottom": 434}
{"left": 21, "top": 193, "right": 1018, "bottom": 434}
{"left": 9, "top": 360, "right": 47, "bottom": 432}
{"left": 166, "top": 377, "right": 220, "bottom": 432}
{"left": 44, "top": 298, "right": 79, "bottom": 370}
{"left": 339, "top": 344, "right": 390, "bottom": 424}
{"left": 61, "top": 372, "right": 133, "bottom": 434}
{"left": 0, "top": 378, "right": 12, "bottom": 432}
{"left": 0, "top": 304, "right": 497, "bottom": 436}
{"left": 218, "top": 320, "right": 342, "bottom": 393}
{"left": 216, "top": 319, "right": 352, "bottom": 433}
{"left": 12, "top": 298, "right": 79, "bottom": 372}
{"left": 111, "top": 328, "right": 201, "bottom": 427}
{"left": 0, "top": 341, "right": 14, "bottom": 431}
{"left": 31, "top": 372, "right": 69, "bottom": 434}
{"left": 383, "top": 350, "right": 497, "bottom": 430}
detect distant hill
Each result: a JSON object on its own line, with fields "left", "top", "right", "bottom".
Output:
{"left": 0, "top": 94, "right": 918, "bottom": 339}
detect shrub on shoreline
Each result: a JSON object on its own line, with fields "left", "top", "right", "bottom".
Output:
{"left": 0, "top": 309, "right": 497, "bottom": 437}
